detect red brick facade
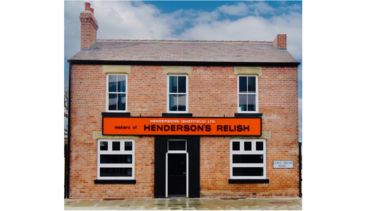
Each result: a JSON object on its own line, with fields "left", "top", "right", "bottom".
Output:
{"left": 69, "top": 65, "right": 299, "bottom": 199}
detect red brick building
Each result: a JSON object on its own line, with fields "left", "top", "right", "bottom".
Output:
{"left": 66, "top": 3, "right": 300, "bottom": 199}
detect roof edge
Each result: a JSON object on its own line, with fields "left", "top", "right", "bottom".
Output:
{"left": 95, "top": 39, "right": 274, "bottom": 44}
{"left": 68, "top": 59, "right": 300, "bottom": 67}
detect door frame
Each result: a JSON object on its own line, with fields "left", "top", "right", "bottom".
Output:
{"left": 165, "top": 150, "right": 189, "bottom": 197}
{"left": 154, "top": 135, "right": 200, "bottom": 198}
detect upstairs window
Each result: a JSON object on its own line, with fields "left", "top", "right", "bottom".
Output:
{"left": 238, "top": 75, "right": 258, "bottom": 112}
{"left": 107, "top": 74, "right": 127, "bottom": 112}
{"left": 168, "top": 75, "right": 188, "bottom": 112}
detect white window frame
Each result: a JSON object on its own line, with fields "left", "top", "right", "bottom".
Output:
{"left": 237, "top": 75, "right": 259, "bottom": 113}
{"left": 230, "top": 139, "right": 266, "bottom": 179}
{"left": 106, "top": 74, "right": 128, "bottom": 112}
{"left": 166, "top": 74, "right": 189, "bottom": 113}
{"left": 97, "top": 139, "right": 135, "bottom": 180}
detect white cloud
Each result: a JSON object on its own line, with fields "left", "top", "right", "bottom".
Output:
{"left": 217, "top": 2, "right": 277, "bottom": 17}
{"left": 179, "top": 12, "right": 302, "bottom": 61}
{"left": 218, "top": 2, "right": 249, "bottom": 16}
{"left": 93, "top": 1, "right": 175, "bottom": 39}
{"left": 247, "top": 2, "right": 276, "bottom": 16}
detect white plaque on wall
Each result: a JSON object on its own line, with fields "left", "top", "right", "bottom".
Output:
{"left": 273, "top": 160, "right": 294, "bottom": 169}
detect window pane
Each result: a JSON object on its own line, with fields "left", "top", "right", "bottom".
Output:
{"left": 177, "top": 94, "right": 186, "bottom": 111}
{"left": 117, "top": 75, "right": 126, "bottom": 92}
{"left": 233, "top": 167, "right": 263, "bottom": 176}
{"left": 247, "top": 77, "right": 256, "bottom": 92}
{"left": 169, "top": 94, "right": 178, "bottom": 111}
{"left": 118, "top": 94, "right": 126, "bottom": 110}
{"left": 100, "top": 141, "right": 108, "bottom": 151}
{"left": 125, "top": 142, "right": 132, "bottom": 151}
{"left": 100, "top": 155, "right": 132, "bottom": 164}
{"left": 247, "top": 94, "right": 256, "bottom": 111}
{"left": 256, "top": 142, "right": 264, "bottom": 151}
{"left": 178, "top": 76, "right": 186, "bottom": 93}
{"left": 100, "top": 168, "right": 132, "bottom": 177}
{"left": 232, "top": 142, "right": 240, "bottom": 151}
{"left": 169, "top": 76, "right": 177, "bottom": 93}
{"left": 232, "top": 155, "right": 263, "bottom": 163}
{"left": 244, "top": 142, "right": 252, "bottom": 151}
{"left": 108, "top": 94, "right": 117, "bottom": 110}
{"left": 239, "top": 94, "right": 247, "bottom": 111}
{"left": 239, "top": 76, "right": 247, "bottom": 92}
{"left": 112, "top": 141, "right": 120, "bottom": 151}
{"left": 169, "top": 140, "right": 186, "bottom": 151}
{"left": 108, "top": 75, "right": 117, "bottom": 92}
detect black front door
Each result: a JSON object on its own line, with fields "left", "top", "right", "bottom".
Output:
{"left": 168, "top": 154, "right": 186, "bottom": 196}
{"left": 154, "top": 136, "right": 200, "bottom": 198}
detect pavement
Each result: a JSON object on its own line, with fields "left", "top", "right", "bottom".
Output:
{"left": 65, "top": 197, "right": 302, "bottom": 210}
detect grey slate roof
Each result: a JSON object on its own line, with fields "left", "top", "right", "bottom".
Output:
{"left": 70, "top": 39, "right": 297, "bottom": 63}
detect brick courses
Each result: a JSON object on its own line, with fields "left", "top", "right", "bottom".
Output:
{"left": 69, "top": 65, "right": 299, "bottom": 198}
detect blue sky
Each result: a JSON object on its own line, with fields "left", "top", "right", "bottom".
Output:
{"left": 64, "top": 0, "right": 302, "bottom": 140}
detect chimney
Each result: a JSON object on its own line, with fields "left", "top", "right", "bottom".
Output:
{"left": 273, "top": 34, "right": 287, "bottom": 49}
{"left": 80, "top": 2, "right": 98, "bottom": 49}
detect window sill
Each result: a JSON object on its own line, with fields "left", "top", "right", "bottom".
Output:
{"left": 234, "top": 113, "right": 263, "bottom": 118}
{"left": 162, "top": 113, "right": 193, "bottom": 117}
{"left": 228, "top": 179, "right": 269, "bottom": 184}
{"left": 102, "top": 112, "right": 131, "bottom": 117}
{"left": 94, "top": 179, "right": 136, "bottom": 184}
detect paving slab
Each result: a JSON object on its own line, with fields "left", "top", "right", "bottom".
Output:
{"left": 65, "top": 197, "right": 302, "bottom": 210}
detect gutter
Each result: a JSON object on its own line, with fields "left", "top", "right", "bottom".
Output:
{"left": 68, "top": 59, "right": 300, "bottom": 67}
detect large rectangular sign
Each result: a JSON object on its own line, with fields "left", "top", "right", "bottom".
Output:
{"left": 102, "top": 117, "right": 261, "bottom": 136}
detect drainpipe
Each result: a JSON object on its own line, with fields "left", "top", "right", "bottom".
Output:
{"left": 64, "top": 63, "right": 72, "bottom": 198}
{"left": 299, "top": 142, "right": 302, "bottom": 197}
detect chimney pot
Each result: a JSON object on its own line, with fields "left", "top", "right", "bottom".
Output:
{"left": 85, "top": 2, "right": 91, "bottom": 11}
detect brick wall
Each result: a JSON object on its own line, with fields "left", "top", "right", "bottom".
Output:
{"left": 190, "top": 66, "right": 237, "bottom": 116}
{"left": 70, "top": 65, "right": 155, "bottom": 199}
{"left": 200, "top": 67, "right": 298, "bottom": 198}
{"left": 69, "top": 64, "right": 298, "bottom": 198}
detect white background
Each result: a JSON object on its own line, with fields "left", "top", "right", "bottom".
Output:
{"left": 0, "top": 0, "right": 375, "bottom": 210}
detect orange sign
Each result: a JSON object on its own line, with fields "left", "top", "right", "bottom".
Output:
{"left": 103, "top": 117, "right": 261, "bottom": 136}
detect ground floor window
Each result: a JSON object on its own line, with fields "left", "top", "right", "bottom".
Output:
{"left": 230, "top": 139, "right": 266, "bottom": 179}
{"left": 97, "top": 139, "right": 134, "bottom": 180}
